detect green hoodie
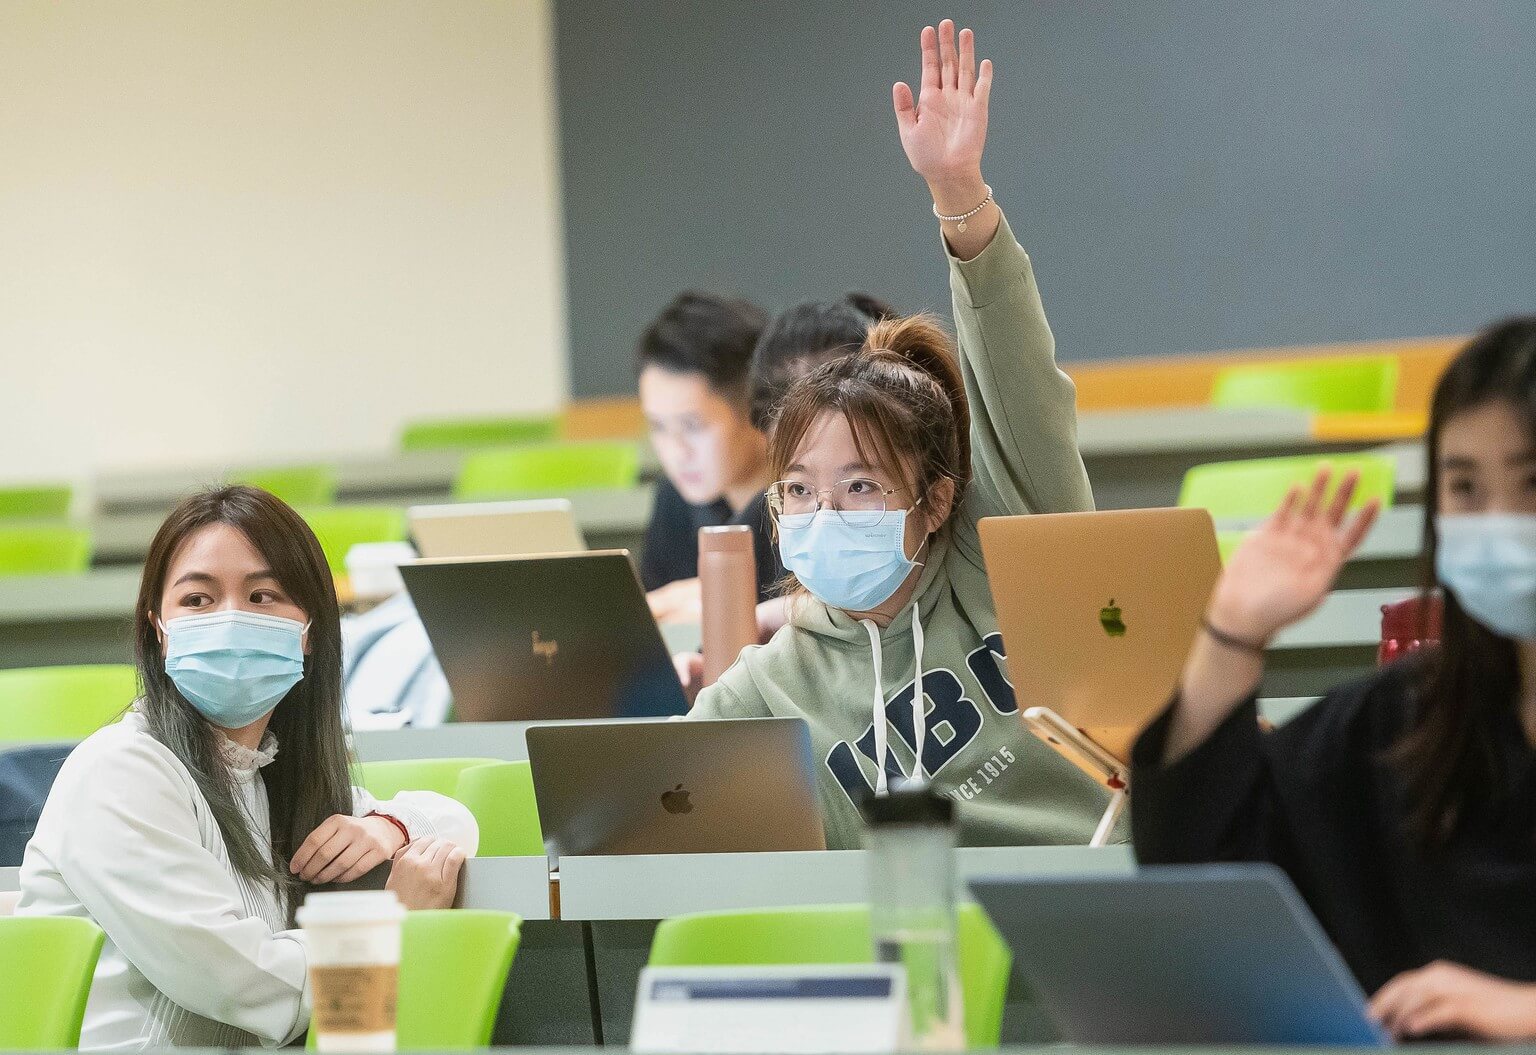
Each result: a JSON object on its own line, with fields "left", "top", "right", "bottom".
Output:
{"left": 691, "top": 211, "right": 1115, "bottom": 850}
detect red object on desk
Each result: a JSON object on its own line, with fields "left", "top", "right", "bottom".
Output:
{"left": 1379, "top": 595, "right": 1442, "bottom": 666}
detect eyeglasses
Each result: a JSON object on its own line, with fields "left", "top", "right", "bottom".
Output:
{"left": 766, "top": 478, "right": 908, "bottom": 524}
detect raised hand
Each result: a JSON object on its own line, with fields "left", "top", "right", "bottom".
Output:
{"left": 893, "top": 20, "right": 992, "bottom": 190}
{"left": 1207, "top": 468, "right": 1381, "bottom": 646}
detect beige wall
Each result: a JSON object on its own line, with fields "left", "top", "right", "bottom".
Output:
{"left": 0, "top": 0, "right": 566, "bottom": 489}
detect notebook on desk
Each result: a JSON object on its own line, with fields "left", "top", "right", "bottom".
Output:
{"left": 399, "top": 550, "right": 686, "bottom": 722}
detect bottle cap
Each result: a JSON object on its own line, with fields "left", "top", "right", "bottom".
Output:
{"left": 861, "top": 783, "right": 954, "bottom": 827}
{"left": 699, "top": 523, "right": 754, "bottom": 553}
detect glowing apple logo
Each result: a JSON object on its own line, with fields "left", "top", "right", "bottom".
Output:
{"left": 660, "top": 784, "right": 693, "bottom": 815}
{"left": 1100, "top": 599, "right": 1127, "bottom": 638}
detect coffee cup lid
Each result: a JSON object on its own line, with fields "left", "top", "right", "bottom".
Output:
{"left": 296, "top": 890, "right": 405, "bottom": 926}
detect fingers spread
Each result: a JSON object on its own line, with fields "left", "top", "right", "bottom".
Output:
{"left": 938, "top": 19, "right": 957, "bottom": 90}
{"left": 976, "top": 58, "right": 994, "bottom": 106}
{"left": 1301, "top": 467, "right": 1333, "bottom": 519}
{"left": 893, "top": 82, "right": 916, "bottom": 130}
{"left": 958, "top": 27, "right": 975, "bottom": 92}
{"left": 919, "top": 25, "right": 940, "bottom": 96}
{"left": 1271, "top": 484, "right": 1303, "bottom": 528}
{"left": 1325, "top": 470, "right": 1360, "bottom": 525}
{"left": 1342, "top": 499, "right": 1382, "bottom": 554}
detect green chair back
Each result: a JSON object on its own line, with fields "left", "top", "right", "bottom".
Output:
{"left": 400, "top": 416, "right": 559, "bottom": 452}
{"left": 455, "top": 441, "right": 641, "bottom": 500}
{"left": 0, "top": 525, "right": 92, "bottom": 577}
{"left": 454, "top": 762, "right": 545, "bottom": 857}
{"left": 648, "top": 903, "right": 1011, "bottom": 1048}
{"left": 232, "top": 466, "right": 338, "bottom": 507}
{"left": 0, "top": 485, "right": 71, "bottom": 520}
{"left": 297, "top": 506, "right": 407, "bottom": 575}
{"left": 1178, "top": 452, "right": 1396, "bottom": 522}
{"left": 1211, "top": 355, "right": 1400, "bottom": 415}
{"left": 351, "top": 757, "right": 502, "bottom": 802}
{"left": 307, "top": 910, "right": 520, "bottom": 1050}
{"left": 0, "top": 664, "right": 138, "bottom": 743}
{"left": 0, "top": 916, "right": 106, "bottom": 1049}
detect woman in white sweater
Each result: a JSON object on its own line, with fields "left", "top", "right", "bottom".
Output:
{"left": 18, "top": 486, "right": 479, "bottom": 1050}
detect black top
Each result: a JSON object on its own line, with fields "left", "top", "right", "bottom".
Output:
{"left": 1132, "top": 662, "right": 1536, "bottom": 995}
{"left": 639, "top": 478, "right": 783, "bottom": 602}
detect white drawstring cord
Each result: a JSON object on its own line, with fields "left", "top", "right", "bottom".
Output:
{"left": 862, "top": 605, "right": 928, "bottom": 796}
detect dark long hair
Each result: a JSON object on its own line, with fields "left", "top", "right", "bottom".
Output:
{"left": 750, "top": 293, "right": 899, "bottom": 430}
{"left": 135, "top": 486, "right": 352, "bottom": 902}
{"left": 1398, "top": 318, "right": 1536, "bottom": 845}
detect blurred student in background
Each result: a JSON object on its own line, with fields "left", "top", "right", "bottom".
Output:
{"left": 1134, "top": 319, "right": 1536, "bottom": 1042}
{"left": 637, "top": 292, "right": 778, "bottom": 622}
{"left": 19, "top": 487, "right": 476, "bottom": 1049}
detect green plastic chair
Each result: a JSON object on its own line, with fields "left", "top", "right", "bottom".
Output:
{"left": 1178, "top": 452, "right": 1396, "bottom": 522}
{"left": 0, "top": 664, "right": 138, "bottom": 743}
{"left": 0, "top": 485, "right": 71, "bottom": 520}
{"left": 351, "top": 757, "right": 502, "bottom": 802}
{"left": 649, "top": 903, "right": 1011, "bottom": 1048}
{"left": 400, "top": 415, "right": 559, "bottom": 452}
{"left": 0, "top": 916, "right": 106, "bottom": 1049}
{"left": 454, "top": 441, "right": 641, "bottom": 500}
{"left": 454, "top": 762, "right": 545, "bottom": 857}
{"left": 1211, "top": 355, "right": 1400, "bottom": 415}
{"left": 307, "top": 910, "right": 520, "bottom": 1050}
{"left": 231, "top": 465, "right": 338, "bottom": 507}
{"left": 297, "top": 506, "right": 407, "bottom": 575}
{"left": 0, "top": 525, "right": 92, "bottom": 577}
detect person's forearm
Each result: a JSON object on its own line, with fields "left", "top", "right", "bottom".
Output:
{"left": 1163, "top": 624, "right": 1266, "bottom": 764}
{"left": 929, "top": 172, "right": 999, "bottom": 260}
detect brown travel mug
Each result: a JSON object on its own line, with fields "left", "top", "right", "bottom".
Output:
{"left": 699, "top": 524, "right": 758, "bottom": 687}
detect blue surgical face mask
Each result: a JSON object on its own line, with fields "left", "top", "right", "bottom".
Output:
{"left": 778, "top": 508, "right": 922, "bottom": 612}
{"left": 1435, "top": 513, "right": 1536, "bottom": 640}
{"left": 160, "top": 610, "right": 309, "bottom": 728}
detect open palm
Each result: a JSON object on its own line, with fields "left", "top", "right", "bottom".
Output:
{"left": 893, "top": 20, "right": 993, "bottom": 185}
{"left": 1210, "top": 469, "right": 1381, "bottom": 644}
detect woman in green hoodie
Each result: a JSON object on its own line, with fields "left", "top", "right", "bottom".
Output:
{"left": 691, "top": 19, "right": 1110, "bottom": 849}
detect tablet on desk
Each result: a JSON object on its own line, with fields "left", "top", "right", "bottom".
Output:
{"left": 970, "top": 864, "right": 1389, "bottom": 1046}
{"left": 400, "top": 550, "right": 686, "bottom": 722}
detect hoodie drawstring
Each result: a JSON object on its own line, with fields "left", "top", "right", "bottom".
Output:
{"left": 861, "top": 606, "right": 927, "bottom": 796}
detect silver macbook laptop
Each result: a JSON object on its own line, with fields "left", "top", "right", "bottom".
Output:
{"left": 408, "top": 498, "right": 585, "bottom": 559}
{"left": 398, "top": 550, "right": 686, "bottom": 723}
{"left": 526, "top": 717, "right": 826, "bottom": 857}
{"left": 970, "top": 864, "right": 1388, "bottom": 1046}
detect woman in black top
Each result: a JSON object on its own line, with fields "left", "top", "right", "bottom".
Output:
{"left": 1133, "top": 318, "right": 1536, "bottom": 1042}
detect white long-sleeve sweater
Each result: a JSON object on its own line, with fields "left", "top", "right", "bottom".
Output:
{"left": 16, "top": 712, "right": 478, "bottom": 1051}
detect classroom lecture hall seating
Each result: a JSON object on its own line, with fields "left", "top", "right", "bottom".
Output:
{"left": 0, "top": 485, "right": 72, "bottom": 520}
{"left": 231, "top": 465, "right": 339, "bottom": 507}
{"left": 307, "top": 910, "right": 522, "bottom": 1051}
{"left": 0, "top": 665, "right": 138, "bottom": 743}
{"left": 454, "top": 441, "right": 641, "bottom": 501}
{"left": 0, "top": 525, "right": 92, "bottom": 577}
{"left": 298, "top": 506, "right": 408, "bottom": 576}
{"left": 649, "top": 904, "right": 1012, "bottom": 1048}
{"left": 353, "top": 758, "right": 545, "bottom": 857}
{"left": 400, "top": 415, "right": 561, "bottom": 452}
{"left": 0, "top": 916, "right": 105, "bottom": 1049}
{"left": 1209, "top": 354, "right": 1400, "bottom": 415}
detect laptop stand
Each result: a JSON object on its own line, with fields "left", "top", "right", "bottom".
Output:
{"left": 1020, "top": 706, "right": 1129, "bottom": 848}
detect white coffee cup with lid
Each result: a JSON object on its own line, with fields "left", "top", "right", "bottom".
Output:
{"left": 298, "top": 890, "right": 407, "bottom": 1053}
